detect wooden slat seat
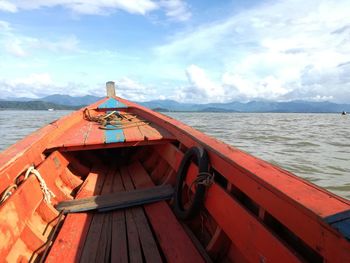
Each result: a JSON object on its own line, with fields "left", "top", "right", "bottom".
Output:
{"left": 80, "top": 168, "right": 115, "bottom": 262}
{"left": 56, "top": 184, "right": 174, "bottom": 213}
{"left": 78, "top": 165, "right": 163, "bottom": 263}
{"left": 127, "top": 161, "right": 204, "bottom": 263}
{"left": 47, "top": 161, "right": 204, "bottom": 263}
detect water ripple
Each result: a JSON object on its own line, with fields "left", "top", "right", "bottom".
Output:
{"left": 167, "top": 112, "right": 350, "bottom": 200}
{"left": 0, "top": 111, "right": 349, "bottom": 200}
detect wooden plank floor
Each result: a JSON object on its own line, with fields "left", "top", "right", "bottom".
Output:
{"left": 48, "top": 161, "right": 204, "bottom": 263}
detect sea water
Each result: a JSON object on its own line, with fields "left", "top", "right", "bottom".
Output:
{"left": 0, "top": 110, "right": 349, "bottom": 199}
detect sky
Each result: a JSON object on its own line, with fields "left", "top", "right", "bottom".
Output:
{"left": 0, "top": 0, "right": 350, "bottom": 103}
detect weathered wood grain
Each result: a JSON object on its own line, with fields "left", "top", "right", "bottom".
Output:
{"left": 56, "top": 184, "right": 174, "bottom": 213}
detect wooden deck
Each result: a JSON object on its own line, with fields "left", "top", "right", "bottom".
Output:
{"left": 46, "top": 160, "right": 204, "bottom": 263}
{"left": 47, "top": 110, "right": 176, "bottom": 151}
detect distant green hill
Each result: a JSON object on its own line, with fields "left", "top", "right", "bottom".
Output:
{"left": 140, "top": 100, "right": 350, "bottom": 113}
{"left": 2, "top": 94, "right": 350, "bottom": 113}
{"left": 0, "top": 101, "right": 81, "bottom": 110}
{"left": 4, "top": 95, "right": 103, "bottom": 106}
{"left": 152, "top": 107, "right": 170, "bottom": 112}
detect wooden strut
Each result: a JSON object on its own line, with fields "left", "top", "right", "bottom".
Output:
{"left": 55, "top": 184, "right": 174, "bottom": 213}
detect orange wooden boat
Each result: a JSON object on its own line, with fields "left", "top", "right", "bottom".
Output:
{"left": 1, "top": 82, "right": 350, "bottom": 263}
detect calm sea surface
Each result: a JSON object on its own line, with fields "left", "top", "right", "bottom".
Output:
{"left": 0, "top": 110, "right": 349, "bottom": 199}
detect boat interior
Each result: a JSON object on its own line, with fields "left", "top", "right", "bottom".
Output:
{"left": 0, "top": 143, "right": 336, "bottom": 263}
{"left": 3, "top": 144, "right": 229, "bottom": 262}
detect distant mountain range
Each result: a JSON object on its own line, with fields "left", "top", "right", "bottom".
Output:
{"left": 139, "top": 99, "right": 350, "bottom": 113}
{"left": 0, "top": 94, "right": 103, "bottom": 110}
{"left": 4, "top": 94, "right": 103, "bottom": 106}
{"left": 1, "top": 94, "right": 350, "bottom": 113}
{"left": 0, "top": 100, "right": 79, "bottom": 110}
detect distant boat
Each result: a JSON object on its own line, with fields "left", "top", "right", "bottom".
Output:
{"left": 48, "top": 108, "right": 55, "bottom": 111}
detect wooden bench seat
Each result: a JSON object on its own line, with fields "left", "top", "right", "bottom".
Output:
{"left": 127, "top": 161, "right": 204, "bottom": 263}
{"left": 46, "top": 161, "right": 204, "bottom": 262}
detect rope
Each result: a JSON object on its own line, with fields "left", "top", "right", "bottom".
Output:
{"left": 83, "top": 108, "right": 148, "bottom": 130}
{"left": 0, "top": 184, "right": 17, "bottom": 205}
{"left": 25, "top": 166, "right": 56, "bottom": 204}
{"left": 194, "top": 172, "right": 215, "bottom": 186}
{"left": 187, "top": 172, "right": 214, "bottom": 203}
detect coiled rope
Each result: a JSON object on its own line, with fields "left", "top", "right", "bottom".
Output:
{"left": 83, "top": 108, "right": 149, "bottom": 130}
{"left": 187, "top": 171, "right": 214, "bottom": 202}
{"left": 24, "top": 166, "right": 55, "bottom": 204}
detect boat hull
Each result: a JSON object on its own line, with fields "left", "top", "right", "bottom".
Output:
{"left": 0, "top": 96, "right": 349, "bottom": 262}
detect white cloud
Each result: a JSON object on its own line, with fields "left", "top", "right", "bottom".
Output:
{"left": 87, "top": 77, "right": 158, "bottom": 101}
{"left": 312, "top": 95, "right": 334, "bottom": 101}
{"left": 182, "top": 65, "right": 224, "bottom": 102}
{"left": 175, "top": 65, "right": 289, "bottom": 103}
{"left": 68, "top": 0, "right": 158, "bottom": 15}
{"left": 160, "top": 0, "right": 191, "bottom": 21}
{"left": 0, "top": 75, "right": 163, "bottom": 101}
{"left": 0, "top": 73, "right": 94, "bottom": 98}
{"left": 14, "top": 73, "right": 53, "bottom": 86}
{"left": 29, "top": 35, "right": 79, "bottom": 52}
{"left": 222, "top": 74, "right": 289, "bottom": 101}
{"left": 0, "top": 0, "right": 157, "bottom": 15}
{"left": 155, "top": 0, "right": 350, "bottom": 102}
{"left": 0, "top": 20, "right": 12, "bottom": 31}
{"left": 0, "top": 0, "right": 190, "bottom": 21}
{"left": 154, "top": 18, "right": 234, "bottom": 59}
{"left": 4, "top": 38, "right": 27, "bottom": 57}
{"left": 0, "top": 73, "right": 53, "bottom": 98}
{"left": 0, "top": 1, "right": 17, "bottom": 12}
{"left": 0, "top": 21, "right": 80, "bottom": 57}
{"left": 117, "top": 77, "right": 158, "bottom": 101}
